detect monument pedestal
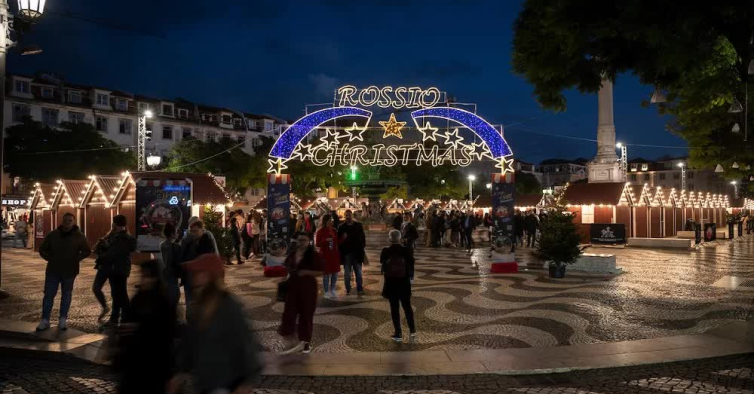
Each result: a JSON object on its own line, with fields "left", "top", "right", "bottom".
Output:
{"left": 588, "top": 162, "right": 622, "bottom": 183}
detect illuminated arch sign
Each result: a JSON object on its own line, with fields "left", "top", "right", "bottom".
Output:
{"left": 268, "top": 85, "right": 514, "bottom": 174}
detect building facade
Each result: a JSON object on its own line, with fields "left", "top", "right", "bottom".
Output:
{"left": 537, "top": 159, "right": 588, "bottom": 188}
{"left": 626, "top": 157, "right": 732, "bottom": 195}
{"left": 3, "top": 73, "right": 289, "bottom": 160}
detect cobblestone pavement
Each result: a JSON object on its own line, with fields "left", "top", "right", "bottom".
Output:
{"left": 1, "top": 236, "right": 754, "bottom": 353}
{"left": 1, "top": 348, "right": 753, "bottom": 394}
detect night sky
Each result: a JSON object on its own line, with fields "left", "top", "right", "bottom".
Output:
{"left": 9, "top": 0, "right": 688, "bottom": 164}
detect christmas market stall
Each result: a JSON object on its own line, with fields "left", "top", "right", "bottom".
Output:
{"left": 559, "top": 182, "right": 633, "bottom": 244}
{"left": 50, "top": 179, "right": 90, "bottom": 232}
{"left": 386, "top": 198, "right": 408, "bottom": 214}
{"left": 80, "top": 175, "right": 121, "bottom": 247}
{"left": 28, "top": 182, "right": 57, "bottom": 250}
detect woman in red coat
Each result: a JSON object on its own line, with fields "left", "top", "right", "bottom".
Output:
{"left": 315, "top": 214, "right": 340, "bottom": 299}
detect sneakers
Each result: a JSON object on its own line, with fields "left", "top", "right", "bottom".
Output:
{"left": 391, "top": 334, "right": 403, "bottom": 342}
{"left": 328, "top": 290, "right": 337, "bottom": 299}
{"left": 410, "top": 331, "right": 417, "bottom": 338}
{"left": 36, "top": 319, "right": 50, "bottom": 332}
{"left": 302, "top": 342, "right": 313, "bottom": 354}
{"left": 58, "top": 317, "right": 68, "bottom": 331}
{"left": 323, "top": 292, "right": 331, "bottom": 300}
{"left": 357, "top": 290, "right": 366, "bottom": 296}
{"left": 97, "top": 306, "right": 110, "bottom": 323}
{"left": 346, "top": 289, "right": 351, "bottom": 296}
{"left": 279, "top": 340, "right": 305, "bottom": 355}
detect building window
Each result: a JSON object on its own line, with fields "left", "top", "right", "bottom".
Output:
{"left": 162, "top": 125, "right": 173, "bottom": 140}
{"left": 182, "top": 127, "right": 192, "bottom": 139}
{"left": 247, "top": 119, "right": 256, "bottom": 129}
{"left": 581, "top": 205, "right": 595, "bottom": 224}
{"left": 264, "top": 121, "right": 273, "bottom": 131}
{"left": 221, "top": 115, "right": 232, "bottom": 124}
{"left": 40, "top": 87, "right": 54, "bottom": 98}
{"left": 41, "top": 107, "right": 59, "bottom": 126}
{"left": 206, "top": 131, "right": 217, "bottom": 141}
{"left": 96, "top": 116, "right": 108, "bottom": 132}
{"left": 673, "top": 172, "right": 680, "bottom": 180}
{"left": 11, "top": 103, "right": 30, "bottom": 122}
{"left": 96, "top": 93, "right": 109, "bottom": 106}
{"left": 14, "top": 80, "right": 30, "bottom": 94}
{"left": 115, "top": 98, "right": 128, "bottom": 111}
{"left": 234, "top": 118, "right": 242, "bottom": 127}
{"left": 643, "top": 174, "right": 650, "bottom": 181}
{"left": 119, "top": 119, "right": 132, "bottom": 134}
{"left": 178, "top": 108, "right": 188, "bottom": 119}
{"left": 659, "top": 173, "right": 666, "bottom": 180}
{"left": 641, "top": 164, "right": 649, "bottom": 171}
{"left": 162, "top": 103, "right": 174, "bottom": 116}
{"left": 68, "top": 111, "right": 85, "bottom": 124}
{"left": 688, "top": 171, "right": 694, "bottom": 179}
{"left": 138, "top": 102, "right": 149, "bottom": 114}
{"left": 222, "top": 133, "right": 231, "bottom": 141}
{"left": 68, "top": 91, "right": 82, "bottom": 104}
{"left": 630, "top": 174, "right": 637, "bottom": 181}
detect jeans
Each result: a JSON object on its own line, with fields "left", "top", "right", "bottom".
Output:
{"left": 388, "top": 294, "right": 415, "bottom": 336}
{"left": 92, "top": 269, "right": 130, "bottom": 323}
{"left": 41, "top": 274, "right": 76, "bottom": 320}
{"left": 322, "top": 273, "right": 338, "bottom": 293}
{"left": 526, "top": 232, "right": 535, "bottom": 247}
{"left": 342, "top": 253, "right": 363, "bottom": 292}
{"left": 165, "top": 273, "right": 181, "bottom": 311}
{"left": 92, "top": 269, "right": 109, "bottom": 312}
{"left": 464, "top": 229, "right": 474, "bottom": 249}
{"left": 15, "top": 232, "right": 27, "bottom": 248}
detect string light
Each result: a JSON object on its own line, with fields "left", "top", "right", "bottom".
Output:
{"left": 411, "top": 107, "right": 513, "bottom": 158}
{"left": 336, "top": 85, "right": 441, "bottom": 109}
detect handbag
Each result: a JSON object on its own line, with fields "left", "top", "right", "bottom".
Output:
{"left": 276, "top": 277, "right": 289, "bottom": 302}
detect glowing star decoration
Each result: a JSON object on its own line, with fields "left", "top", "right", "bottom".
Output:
{"left": 292, "top": 143, "right": 314, "bottom": 161}
{"left": 440, "top": 128, "right": 465, "bottom": 150}
{"left": 417, "top": 121, "right": 439, "bottom": 142}
{"left": 411, "top": 107, "right": 512, "bottom": 158}
{"left": 469, "top": 141, "right": 493, "bottom": 161}
{"left": 495, "top": 157, "right": 515, "bottom": 174}
{"left": 379, "top": 113, "right": 407, "bottom": 139}
{"left": 267, "top": 158, "right": 289, "bottom": 175}
{"left": 345, "top": 122, "right": 366, "bottom": 142}
{"left": 320, "top": 128, "right": 341, "bottom": 147}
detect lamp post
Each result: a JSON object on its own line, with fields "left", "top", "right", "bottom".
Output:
{"left": 146, "top": 152, "right": 161, "bottom": 168}
{"left": 467, "top": 174, "right": 476, "bottom": 208}
{"left": 349, "top": 165, "right": 357, "bottom": 198}
{"left": 731, "top": 180, "right": 738, "bottom": 199}
{"left": 677, "top": 162, "right": 686, "bottom": 192}
{"left": 137, "top": 109, "right": 153, "bottom": 171}
{"left": 0, "top": 0, "right": 46, "bottom": 290}
{"left": 486, "top": 183, "right": 492, "bottom": 190}
{"left": 616, "top": 142, "right": 627, "bottom": 181}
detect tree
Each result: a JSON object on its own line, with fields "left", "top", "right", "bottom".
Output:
{"left": 512, "top": 1, "right": 753, "bottom": 192}
{"left": 4, "top": 119, "right": 135, "bottom": 182}
{"left": 535, "top": 209, "right": 582, "bottom": 268}
{"left": 202, "top": 207, "right": 233, "bottom": 263}
{"left": 515, "top": 171, "right": 542, "bottom": 195}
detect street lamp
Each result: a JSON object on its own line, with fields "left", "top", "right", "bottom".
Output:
{"left": 731, "top": 180, "right": 739, "bottom": 199}
{"left": 616, "top": 142, "right": 627, "bottom": 181}
{"left": 137, "top": 109, "right": 153, "bottom": 171}
{"left": 467, "top": 174, "right": 476, "bottom": 207}
{"left": 486, "top": 183, "right": 492, "bottom": 189}
{"left": 677, "top": 162, "right": 686, "bottom": 192}
{"left": 146, "top": 153, "right": 161, "bottom": 168}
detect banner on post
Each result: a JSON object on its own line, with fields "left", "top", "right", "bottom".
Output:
{"left": 489, "top": 173, "right": 516, "bottom": 273}
{"left": 267, "top": 174, "right": 291, "bottom": 243}
{"left": 135, "top": 178, "right": 192, "bottom": 252}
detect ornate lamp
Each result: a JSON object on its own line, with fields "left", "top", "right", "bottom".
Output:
{"left": 146, "top": 153, "right": 161, "bottom": 167}
{"left": 17, "top": 0, "right": 46, "bottom": 20}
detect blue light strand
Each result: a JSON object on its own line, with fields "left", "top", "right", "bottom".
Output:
{"left": 270, "top": 107, "right": 372, "bottom": 159}
{"left": 411, "top": 107, "right": 513, "bottom": 158}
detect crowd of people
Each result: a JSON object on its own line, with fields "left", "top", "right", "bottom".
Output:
{"left": 418, "top": 210, "right": 492, "bottom": 251}
{"left": 513, "top": 210, "right": 547, "bottom": 248}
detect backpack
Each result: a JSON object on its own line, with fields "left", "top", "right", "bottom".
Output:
{"left": 384, "top": 253, "right": 406, "bottom": 278}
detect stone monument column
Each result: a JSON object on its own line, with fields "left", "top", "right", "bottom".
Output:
{"left": 588, "top": 79, "right": 621, "bottom": 183}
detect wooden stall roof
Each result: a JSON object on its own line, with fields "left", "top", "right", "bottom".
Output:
{"left": 80, "top": 175, "right": 121, "bottom": 208}
{"left": 334, "top": 198, "right": 359, "bottom": 209}
{"left": 253, "top": 197, "right": 267, "bottom": 210}
{"left": 112, "top": 172, "right": 231, "bottom": 206}
{"left": 627, "top": 184, "right": 652, "bottom": 206}
{"left": 516, "top": 194, "right": 543, "bottom": 208}
{"left": 29, "top": 183, "right": 57, "bottom": 210}
{"left": 51, "top": 180, "right": 91, "bottom": 209}
{"left": 562, "top": 182, "right": 628, "bottom": 206}
{"left": 387, "top": 198, "right": 408, "bottom": 211}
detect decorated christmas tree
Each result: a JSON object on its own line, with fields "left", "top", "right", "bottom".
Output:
{"left": 202, "top": 207, "right": 234, "bottom": 263}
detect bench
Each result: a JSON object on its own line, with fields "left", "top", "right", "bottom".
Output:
{"left": 542, "top": 253, "right": 622, "bottom": 274}
{"left": 627, "top": 237, "right": 693, "bottom": 249}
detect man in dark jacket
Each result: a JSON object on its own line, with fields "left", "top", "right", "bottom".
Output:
{"left": 337, "top": 210, "right": 366, "bottom": 296}
{"left": 93, "top": 215, "right": 137, "bottom": 327}
{"left": 180, "top": 220, "right": 219, "bottom": 304}
{"left": 37, "top": 212, "right": 91, "bottom": 331}
{"left": 401, "top": 212, "right": 419, "bottom": 249}
{"left": 461, "top": 210, "right": 476, "bottom": 251}
{"left": 524, "top": 211, "right": 539, "bottom": 248}
{"left": 380, "top": 229, "right": 416, "bottom": 342}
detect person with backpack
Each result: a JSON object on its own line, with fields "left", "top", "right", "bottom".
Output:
{"left": 380, "top": 229, "right": 416, "bottom": 342}
{"left": 401, "top": 212, "right": 419, "bottom": 250}
{"left": 92, "top": 215, "right": 137, "bottom": 328}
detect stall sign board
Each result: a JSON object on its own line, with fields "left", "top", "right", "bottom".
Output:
{"left": 136, "top": 179, "right": 192, "bottom": 252}
{"left": 590, "top": 224, "right": 626, "bottom": 245}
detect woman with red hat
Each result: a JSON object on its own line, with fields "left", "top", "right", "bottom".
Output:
{"left": 278, "top": 231, "right": 324, "bottom": 354}
{"left": 169, "top": 253, "right": 262, "bottom": 394}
